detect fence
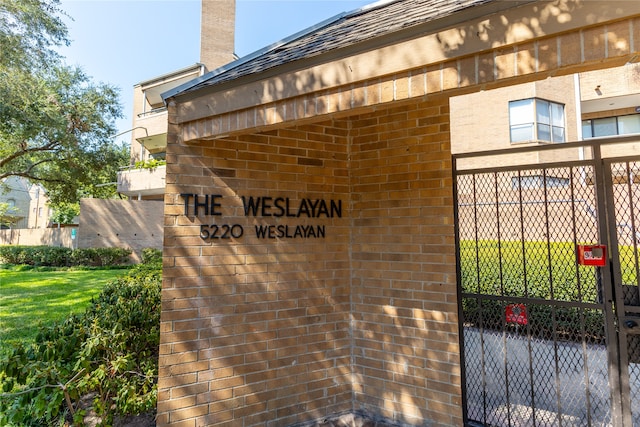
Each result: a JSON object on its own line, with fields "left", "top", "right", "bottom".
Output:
{"left": 0, "top": 228, "right": 74, "bottom": 248}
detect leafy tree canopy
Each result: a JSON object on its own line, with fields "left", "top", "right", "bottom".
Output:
{"left": 0, "top": 0, "right": 126, "bottom": 206}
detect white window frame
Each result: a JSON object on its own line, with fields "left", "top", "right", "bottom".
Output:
{"left": 509, "top": 98, "right": 565, "bottom": 144}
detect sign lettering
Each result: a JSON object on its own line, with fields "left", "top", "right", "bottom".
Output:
{"left": 180, "top": 193, "right": 342, "bottom": 241}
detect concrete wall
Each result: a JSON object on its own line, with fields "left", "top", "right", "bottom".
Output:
{"left": 78, "top": 198, "right": 163, "bottom": 261}
{"left": 0, "top": 228, "right": 74, "bottom": 247}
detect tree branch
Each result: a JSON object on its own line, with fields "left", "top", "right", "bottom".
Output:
{"left": 0, "top": 140, "right": 61, "bottom": 169}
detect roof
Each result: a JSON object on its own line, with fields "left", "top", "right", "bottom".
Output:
{"left": 163, "top": 0, "right": 500, "bottom": 100}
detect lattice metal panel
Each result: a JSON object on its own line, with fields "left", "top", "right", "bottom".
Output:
{"left": 608, "top": 160, "right": 640, "bottom": 425}
{"left": 457, "top": 163, "right": 612, "bottom": 426}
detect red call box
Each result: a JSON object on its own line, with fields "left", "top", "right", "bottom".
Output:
{"left": 577, "top": 245, "right": 607, "bottom": 267}
{"left": 505, "top": 304, "right": 528, "bottom": 326}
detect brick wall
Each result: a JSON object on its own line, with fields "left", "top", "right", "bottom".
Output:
{"left": 160, "top": 119, "right": 353, "bottom": 426}
{"left": 200, "top": 0, "right": 236, "bottom": 72}
{"left": 159, "top": 95, "right": 462, "bottom": 426}
{"left": 349, "top": 98, "right": 461, "bottom": 425}
{"left": 157, "top": 5, "right": 640, "bottom": 424}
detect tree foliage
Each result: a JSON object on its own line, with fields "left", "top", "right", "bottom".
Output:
{"left": 0, "top": 0, "right": 125, "bottom": 205}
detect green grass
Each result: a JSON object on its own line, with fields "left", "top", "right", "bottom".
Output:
{"left": 0, "top": 267, "right": 128, "bottom": 356}
{"left": 459, "top": 240, "right": 640, "bottom": 343}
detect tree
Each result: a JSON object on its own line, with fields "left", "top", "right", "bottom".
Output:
{"left": 49, "top": 201, "right": 79, "bottom": 225}
{"left": 0, "top": 0, "right": 125, "bottom": 206}
{"left": 0, "top": 202, "right": 19, "bottom": 228}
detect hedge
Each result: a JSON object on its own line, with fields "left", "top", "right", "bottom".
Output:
{"left": 0, "top": 246, "right": 132, "bottom": 267}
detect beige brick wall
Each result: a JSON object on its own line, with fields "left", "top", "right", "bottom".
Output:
{"left": 160, "top": 118, "right": 353, "bottom": 426}
{"left": 200, "top": 0, "right": 236, "bottom": 72}
{"left": 160, "top": 95, "right": 462, "bottom": 426}
{"left": 158, "top": 4, "right": 640, "bottom": 426}
{"left": 349, "top": 98, "right": 461, "bottom": 426}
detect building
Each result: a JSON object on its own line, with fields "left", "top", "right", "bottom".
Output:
{"left": 116, "top": 1, "right": 236, "bottom": 200}
{"left": 0, "top": 177, "right": 52, "bottom": 229}
{"left": 158, "top": 1, "right": 640, "bottom": 426}
{"left": 451, "top": 63, "right": 640, "bottom": 169}
{"left": 90, "top": 0, "right": 236, "bottom": 258}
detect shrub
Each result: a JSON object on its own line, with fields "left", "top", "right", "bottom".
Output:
{"left": 460, "top": 240, "right": 607, "bottom": 343}
{"left": 0, "top": 245, "right": 132, "bottom": 267}
{"left": 70, "top": 247, "right": 132, "bottom": 266}
{"left": 141, "top": 247, "right": 162, "bottom": 265}
{"left": 0, "top": 258, "right": 161, "bottom": 426}
{"left": 0, "top": 245, "right": 72, "bottom": 266}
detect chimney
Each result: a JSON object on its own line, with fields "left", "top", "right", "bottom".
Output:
{"left": 200, "top": 0, "right": 236, "bottom": 72}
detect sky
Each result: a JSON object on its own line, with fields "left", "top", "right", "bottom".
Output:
{"left": 57, "top": 0, "right": 374, "bottom": 143}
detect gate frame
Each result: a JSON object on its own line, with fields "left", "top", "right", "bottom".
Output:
{"left": 453, "top": 134, "right": 640, "bottom": 426}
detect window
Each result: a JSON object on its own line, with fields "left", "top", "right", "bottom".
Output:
{"left": 509, "top": 98, "right": 565, "bottom": 143}
{"left": 582, "top": 114, "right": 640, "bottom": 139}
{"left": 511, "top": 175, "right": 569, "bottom": 189}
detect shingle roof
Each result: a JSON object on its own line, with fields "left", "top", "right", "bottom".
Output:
{"left": 164, "top": 0, "right": 496, "bottom": 99}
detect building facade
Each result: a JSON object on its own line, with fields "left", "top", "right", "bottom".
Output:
{"left": 0, "top": 177, "right": 53, "bottom": 229}
{"left": 117, "top": 0, "right": 237, "bottom": 201}
{"left": 158, "top": 1, "right": 640, "bottom": 426}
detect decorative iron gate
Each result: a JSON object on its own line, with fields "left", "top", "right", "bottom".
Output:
{"left": 454, "top": 137, "right": 640, "bottom": 426}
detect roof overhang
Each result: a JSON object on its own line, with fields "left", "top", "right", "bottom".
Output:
{"left": 163, "top": 0, "right": 537, "bottom": 105}
{"left": 163, "top": 0, "right": 640, "bottom": 141}
{"left": 139, "top": 64, "right": 205, "bottom": 106}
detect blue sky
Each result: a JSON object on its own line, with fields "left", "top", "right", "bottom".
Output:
{"left": 58, "top": 0, "right": 373, "bottom": 141}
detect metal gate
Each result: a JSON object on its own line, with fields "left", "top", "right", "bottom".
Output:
{"left": 453, "top": 137, "right": 640, "bottom": 426}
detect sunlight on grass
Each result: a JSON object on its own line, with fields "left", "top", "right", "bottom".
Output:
{"left": 0, "top": 269, "right": 127, "bottom": 356}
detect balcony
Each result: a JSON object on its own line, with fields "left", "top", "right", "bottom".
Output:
{"left": 117, "top": 165, "right": 166, "bottom": 198}
{"left": 134, "top": 108, "right": 168, "bottom": 155}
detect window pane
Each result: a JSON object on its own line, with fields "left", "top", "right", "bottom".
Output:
{"left": 537, "top": 123, "right": 551, "bottom": 142}
{"left": 552, "top": 126, "right": 565, "bottom": 142}
{"left": 618, "top": 114, "right": 640, "bottom": 135}
{"left": 551, "top": 103, "right": 564, "bottom": 127}
{"left": 509, "top": 99, "right": 533, "bottom": 125}
{"left": 593, "top": 117, "right": 617, "bottom": 137}
{"left": 582, "top": 120, "right": 593, "bottom": 138}
{"left": 536, "top": 99, "right": 551, "bottom": 125}
{"left": 511, "top": 123, "right": 534, "bottom": 142}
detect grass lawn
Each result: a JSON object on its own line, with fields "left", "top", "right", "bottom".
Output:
{"left": 0, "top": 267, "right": 128, "bottom": 356}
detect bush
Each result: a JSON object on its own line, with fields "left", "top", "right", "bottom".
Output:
{"left": 0, "top": 257, "right": 161, "bottom": 426}
{"left": 0, "top": 245, "right": 132, "bottom": 267}
{"left": 0, "top": 246, "right": 72, "bottom": 266}
{"left": 70, "top": 247, "right": 132, "bottom": 267}
{"left": 460, "top": 240, "right": 607, "bottom": 343}
{"left": 141, "top": 247, "right": 162, "bottom": 265}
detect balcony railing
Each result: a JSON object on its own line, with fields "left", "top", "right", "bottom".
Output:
{"left": 116, "top": 165, "right": 166, "bottom": 197}
{"left": 137, "top": 106, "right": 167, "bottom": 118}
